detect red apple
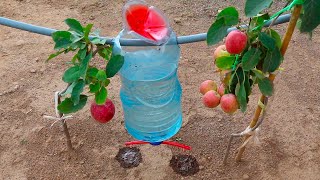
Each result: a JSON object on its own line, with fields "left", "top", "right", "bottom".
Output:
{"left": 213, "top": 45, "right": 230, "bottom": 61}
{"left": 90, "top": 99, "right": 115, "bottom": 123}
{"left": 202, "top": 90, "right": 221, "bottom": 108}
{"left": 199, "top": 80, "right": 217, "bottom": 95}
{"left": 220, "top": 94, "right": 239, "bottom": 114}
{"left": 225, "top": 30, "right": 247, "bottom": 54}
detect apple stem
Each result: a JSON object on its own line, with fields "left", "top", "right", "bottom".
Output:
{"left": 57, "top": 94, "right": 73, "bottom": 152}
{"left": 235, "top": 5, "right": 302, "bottom": 162}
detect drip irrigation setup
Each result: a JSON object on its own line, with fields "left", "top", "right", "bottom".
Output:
{"left": 1, "top": 0, "right": 318, "bottom": 177}
{"left": 0, "top": 14, "right": 291, "bottom": 46}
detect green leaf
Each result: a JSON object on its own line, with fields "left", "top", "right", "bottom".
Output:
{"left": 235, "top": 83, "right": 247, "bottom": 112}
{"left": 70, "top": 35, "right": 83, "bottom": 43}
{"left": 229, "top": 68, "right": 244, "bottom": 94}
{"left": 215, "top": 56, "right": 236, "bottom": 70}
{"left": 80, "top": 43, "right": 86, "bottom": 49}
{"left": 87, "top": 67, "right": 99, "bottom": 78}
{"left": 58, "top": 95, "right": 88, "bottom": 114}
{"left": 242, "top": 48, "right": 262, "bottom": 71}
{"left": 91, "top": 37, "right": 107, "bottom": 45}
{"left": 207, "top": 19, "right": 229, "bottom": 46}
{"left": 52, "top": 31, "right": 72, "bottom": 50}
{"left": 217, "top": 7, "right": 239, "bottom": 26}
{"left": 95, "top": 86, "right": 107, "bottom": 105}
{"left": 98, "top": 47, "right": 112, "bottom": 60}
{"left": 262, "top": 47, "right": 283, "bottom": 73}
{"left": 249, "top": 13, "right": 270, "bottom": 31}
{"left": 251, "top": 69, "right": 265, "bottom": 79}
{"left": 84, "top": 24, "right": 93, "bottom": 42}
{"left": 267, "top": 29, "right": 282, "bottom": 49}
{"left": 89, "top": 83, "right": 101, "bottom": 93}
{"left": 71, "top": 54, "right": 78, "bottom": 64}
{"left": 70, "top": 41, "right": 82, "bottom": 50}
{"left": 106, "top": 55, "right": 124, "bottom": 78}
{"left": 71, "top": 79, "right": 85, "bottom": 105}
{"left": 79, "top": 52, "right": 92, "bottom": 78}
{"left": 300, "top": 0, "right": 320, "bottom": 33}
{"left": 244, "top": 72, "right": 252, "bottom": 97}
{"left": 60, "top": 82, "right": 76, "bottom": 97}
{"left": 91, "top": 37, "right": 100, "bottom": 44}
{"left": 78, "top": 48, "right": 87, "bottom": 60}
{"left": 103, "top": 79, "right": 111, "bottom": 87}
{"left": 258, "top": 78, "right": 273, "bottom": 96}
{"left": 65, "top": 18, "right": 83, "bottom": 34}
{"left": 207, "top": 7, "right": 239, "bottom": 46}
{"left": 245, "top": 0, "right": 273, "bottom": 17}
{"left": 96, "top": 70, "right": 107, "bottom": 81}
{"left": 259, "top": 32, "right": 276, "bottom": 50}
{"left": 62, "top": 66, "right": 80, "bottom": 83}
{"left": 47, "top": 51, "right": 64, "bottom": 62}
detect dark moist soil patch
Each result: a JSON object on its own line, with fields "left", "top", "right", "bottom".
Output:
{"left": 115, "top": 147, "right": 142, "bottom": 168}
{"left": 170, "top": 154, "right": 199, "bottom": 176}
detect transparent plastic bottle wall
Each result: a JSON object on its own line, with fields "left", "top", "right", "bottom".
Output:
{"left": 114, "top": 31, "right": 183, "bottom": 143}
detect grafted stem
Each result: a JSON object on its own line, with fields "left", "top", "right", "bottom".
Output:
{"left": 58, "top": 95, "right": 73, "bottom": 151}
{"left": 235, "top": 5, "right": 302, "bottom": 162}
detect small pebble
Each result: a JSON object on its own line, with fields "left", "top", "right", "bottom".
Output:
{"left": 16, "top": 40, "right": 25, "bottom": 46}
{"left": 243, "top": 174, "right": 250, "bottom": 180}
{"left": 40, "top": 67, "right": 46, "bottom": 72}
{"left": 89, "top": 15, "right": 95, "bottom": 20}
{"left": 30, "top": 69, "right": 37, "bottom": 73}
{"left": 211, "top": 171, "right": 217, "bottom": 175}
{"left": 174, "top": 18, "right": 182, "bottom": 24}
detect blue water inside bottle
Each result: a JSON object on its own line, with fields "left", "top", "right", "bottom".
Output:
{"left": 114, "top": 31, "right": 182, "bottom": 143}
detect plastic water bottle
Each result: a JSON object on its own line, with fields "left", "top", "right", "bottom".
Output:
{"left": 113, "top": 31, "right": 182, "bottom": 143}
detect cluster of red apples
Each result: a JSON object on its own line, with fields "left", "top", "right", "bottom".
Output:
{"left": 200, "top": 30, "right": 248, "bottom": 114}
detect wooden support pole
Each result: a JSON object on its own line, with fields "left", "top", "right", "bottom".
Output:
{"left": 235, "top": 5, "right": 302, "bottom": 162}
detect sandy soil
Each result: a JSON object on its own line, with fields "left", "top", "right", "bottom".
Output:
{"left": 1, "top": 0, "right": 320, "bottom": 179}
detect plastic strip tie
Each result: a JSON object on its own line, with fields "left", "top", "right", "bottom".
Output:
{"left": 43, "top": 91, "right": 73, "bottom": 127}
{"left": 238, "top": 126, "right": 260, "bottom": 149}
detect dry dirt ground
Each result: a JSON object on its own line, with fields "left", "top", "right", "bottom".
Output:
{"left": 1, "top": 0, "right": 320, "bottom": 179}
